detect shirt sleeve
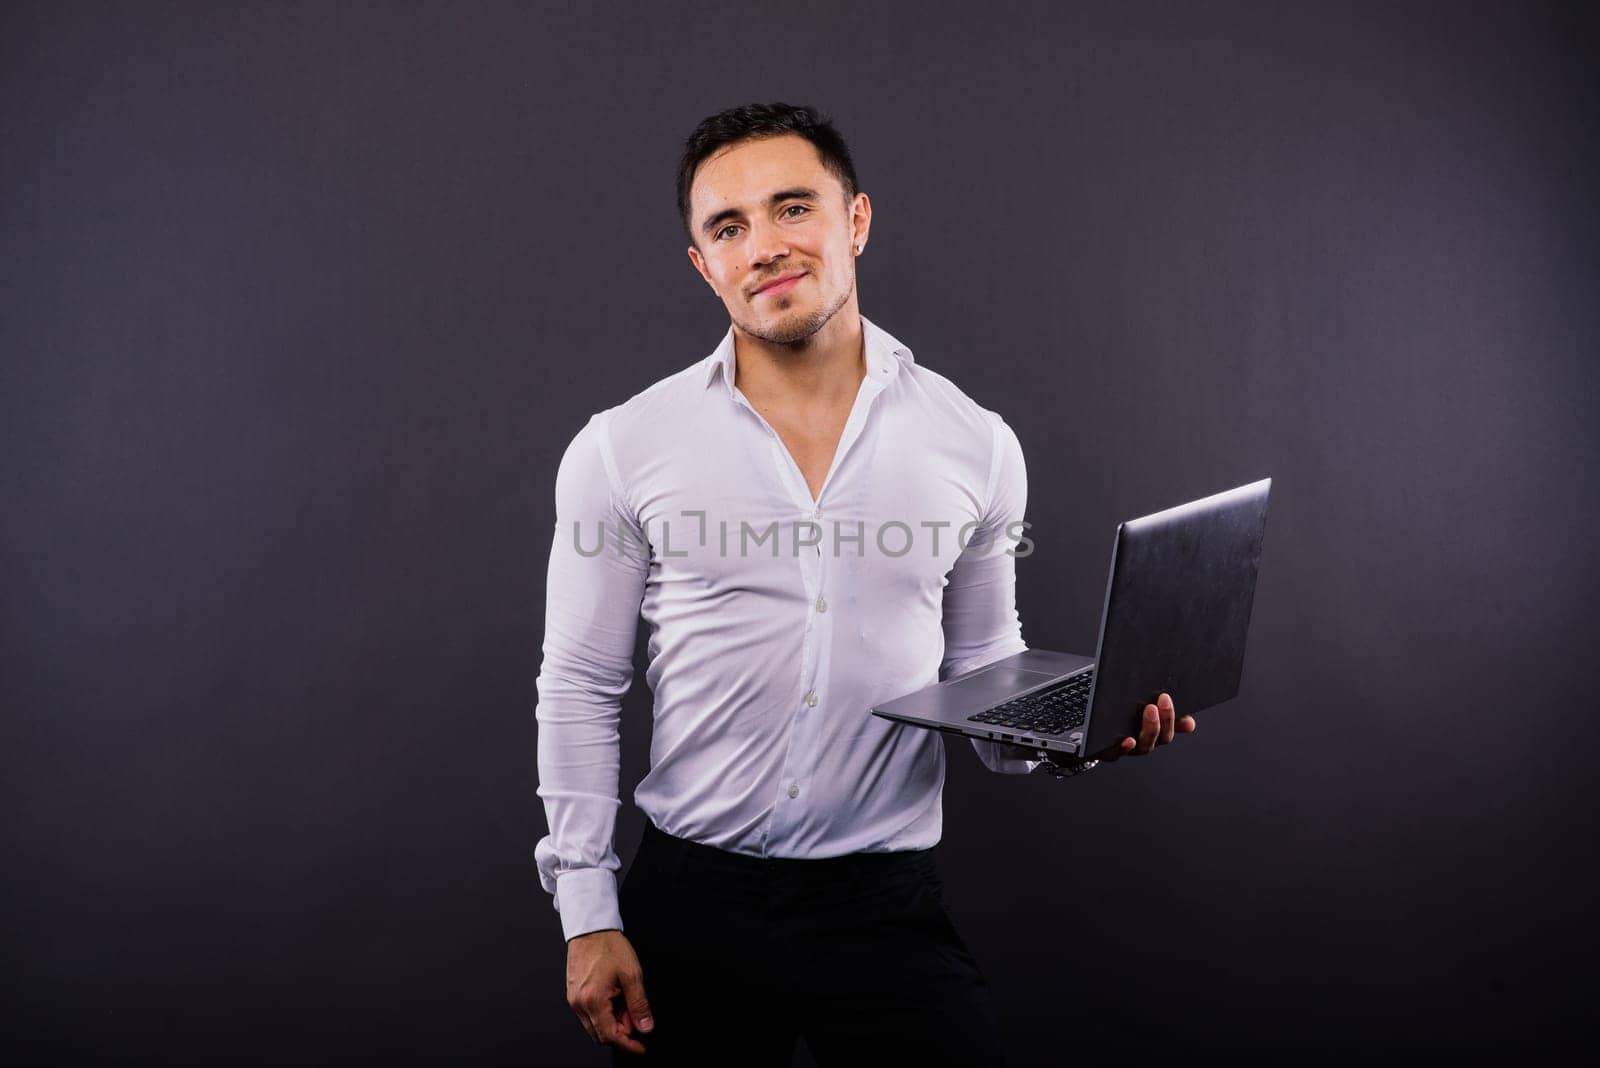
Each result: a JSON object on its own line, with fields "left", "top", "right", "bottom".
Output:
{"left": 939, "top": 413, "right": 1042, "bottom": 775}
{"left": 533, "top": 411, "right": 651, "bottom": 940}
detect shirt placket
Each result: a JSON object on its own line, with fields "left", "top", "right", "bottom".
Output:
{"left": 727, "top": 374, "right": 886, "bottom": 848}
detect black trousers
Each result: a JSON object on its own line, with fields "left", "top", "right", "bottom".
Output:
{"left": 610, "top": 821, "right": 1007, "bottom": 1066}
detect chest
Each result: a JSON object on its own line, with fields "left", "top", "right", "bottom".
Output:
{"left": 628, "top": 401, "right": 991, "bottom": 610}
{"left": 757, "top": 404, "right": 854, "bottom": 503}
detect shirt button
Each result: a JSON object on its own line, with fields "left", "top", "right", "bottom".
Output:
{"left": 804, "top": 691, "right": 819, "bottom": 707}
{"left": 787, "top": 784, "right": 800, "bottom": 799}
{"left": 816, "top": 597, "right": 828, "bottom": 613}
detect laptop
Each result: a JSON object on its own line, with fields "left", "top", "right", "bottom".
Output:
{"left": 871, "top": 477, "right": 1272, "bottom": 764}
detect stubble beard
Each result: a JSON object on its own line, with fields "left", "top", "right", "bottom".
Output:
{"left": 742, "top": 272, "right": 854, "bottom": 348}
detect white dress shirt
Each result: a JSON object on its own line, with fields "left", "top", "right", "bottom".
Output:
{"left": 534, "top": 314, "right": 1041, "bottom": 941}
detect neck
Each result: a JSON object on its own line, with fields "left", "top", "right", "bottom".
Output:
{"left": 732, "top": 305, "right": 866, "bottom": 411}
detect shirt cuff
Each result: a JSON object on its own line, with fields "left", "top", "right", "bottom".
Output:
{"left": 972, "top": 738, "right": 1043, "bottom": 774}
{"left": 992, "top": 741, "right": 1042, "bottom": 773}
{"left": 553, "top": 866, "right": 624, "bottom": 942}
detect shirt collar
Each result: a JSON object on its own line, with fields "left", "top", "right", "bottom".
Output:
{"left": 702, "top": 313, "right": 915, "bottom": 395}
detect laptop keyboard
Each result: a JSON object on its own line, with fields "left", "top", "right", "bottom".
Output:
{"left": 968, "top": 668, "right": 1094, "bottom": 736}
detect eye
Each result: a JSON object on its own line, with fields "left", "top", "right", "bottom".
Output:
{"left": 714, "top": 205, "right": 808, "bottom": 241}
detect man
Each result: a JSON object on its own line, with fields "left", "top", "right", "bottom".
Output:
{"left": 534, "top": 102, "right": 1195, "bottom": 1065}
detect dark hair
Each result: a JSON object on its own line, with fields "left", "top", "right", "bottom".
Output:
{"left": 675, "top": 102, "right": 859, "bottom": 245}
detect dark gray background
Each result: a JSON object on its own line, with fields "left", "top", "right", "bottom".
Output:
{"left": 3, "top": 0, "right": 1596, "bottom": 1062}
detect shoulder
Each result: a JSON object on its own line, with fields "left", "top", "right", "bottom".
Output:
{"left": 564, "top": 351, "right": 713, "bottom": 457}
{"left": 894, "top": 354, "right": 1017, "bottom": 461}
{"left": 866, "top": 315, "right": 1009, "bottom": 434}
{"left": 881, "top": 336, "right": 1026, "bottom": 515}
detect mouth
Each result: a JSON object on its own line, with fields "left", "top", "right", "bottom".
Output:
{"left": 754, "top": 272, "right": 806, "bottom": 297}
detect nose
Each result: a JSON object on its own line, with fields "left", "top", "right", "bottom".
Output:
{"left": 746, "top": 215, "right": 791, "bottom": 267}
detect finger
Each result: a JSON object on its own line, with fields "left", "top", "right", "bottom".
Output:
{"left": 567, "top": 987, "right": 598, "bottom": 1043}
{"left": 1136, "top": 703, "right": 1159, "bottom": 754}
{"left": 1157, "top": 693, "right": 1176, "bottom": 745}
{"left": 608, "top": 1019, "right": 647, "bottom": 1055}
{"left": 1179, "top": 714, "right": 1197, "bottom": 733}
{"left": 619, "top": 969, "right": 655, "bottom": 1036}
{"left": 572, "top": 1003, "right": 598, "bottom": 1044}
{"left": 606, "top": 992, "right": 647, "bottom": 1055}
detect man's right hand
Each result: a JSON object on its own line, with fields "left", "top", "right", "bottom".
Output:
{"left": 566, "top": 928, "right": 654, "bottom": 1054}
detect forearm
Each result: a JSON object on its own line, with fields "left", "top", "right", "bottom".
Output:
{"left": 941, "top": 648, "right": 1042, "bottom": 775}
{"left": 533, "top": 567, "right": 641, "bottom": 940}
{"left": 534, "top": 672, "right": 627, "bottom": 940}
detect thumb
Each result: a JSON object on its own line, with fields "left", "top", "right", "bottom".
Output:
{"left": 620, "top": 971, "right": 654, "bottom": 1034}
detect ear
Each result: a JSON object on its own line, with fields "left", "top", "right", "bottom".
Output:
{"left": 849, "top": 191, "right": 872, "bottom": 253}
{"left": 686, "top": 245, "right": 716, "bottom": 290}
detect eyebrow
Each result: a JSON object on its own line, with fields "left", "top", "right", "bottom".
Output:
{"left": 699, "top": 187, "right": 822, "bottom": 238}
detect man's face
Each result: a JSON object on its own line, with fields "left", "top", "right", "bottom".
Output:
{"left": 686, "top": 133, "right": 869, "bottom": 346}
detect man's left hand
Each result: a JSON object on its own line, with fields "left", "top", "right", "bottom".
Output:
{"left": 1098, "top": 692, "right": 1195, "bottom": 762}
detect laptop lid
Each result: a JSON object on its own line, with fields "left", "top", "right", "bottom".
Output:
{"left": 1079, "top": 477, "right": 1272, "bottom": 759}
